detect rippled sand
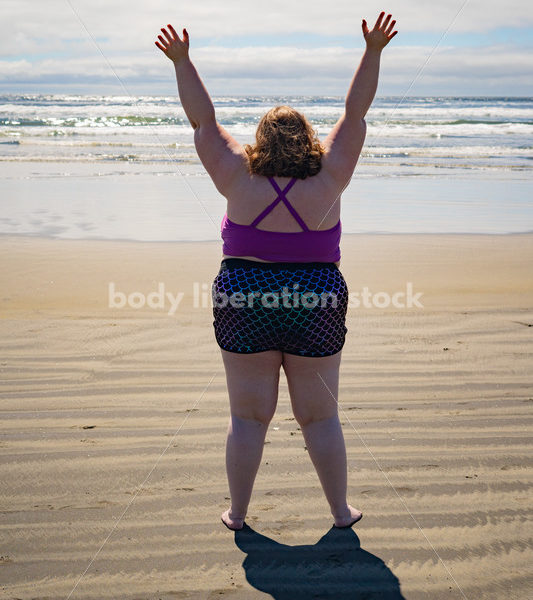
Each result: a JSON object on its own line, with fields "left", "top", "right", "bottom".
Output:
{"left": 1, "top": 234, "right": 532, "bottom": 599}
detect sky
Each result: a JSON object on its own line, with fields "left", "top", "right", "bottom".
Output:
{"left": 0, "top": 0, "right": 532, "bottom": 96}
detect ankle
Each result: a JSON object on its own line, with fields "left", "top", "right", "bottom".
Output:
{"left": 229, "top": 507, "right": 246, "bottom": 520}
{"left": 331, "top": 503, "right": 350, "bottom": 518}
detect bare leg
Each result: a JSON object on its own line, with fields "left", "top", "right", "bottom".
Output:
{"left": 222, "top": 414, "right": 269, "bottom": 529}
{"left": 300, "top": 414, "right": 362, "bottom": 527}
{"left": 283, "top": 351, "right": 362, "bottom": 527}
{"left": 219, "top": 349, "right": 282, "bottom": 531}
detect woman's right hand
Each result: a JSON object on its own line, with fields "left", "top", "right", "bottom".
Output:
{"left": 362, "top": 11, "right": 397, "bottom": 50}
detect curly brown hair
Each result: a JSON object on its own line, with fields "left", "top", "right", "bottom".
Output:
{"left": 244, "top": 105, "right": 325, "bottom": 179}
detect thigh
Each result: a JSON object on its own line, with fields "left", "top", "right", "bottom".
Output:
{"left": 282, "top": 350, "right": 342, "bottom": 426}
{"left": 221, "top": 349, "right": 283, "bottom": 424}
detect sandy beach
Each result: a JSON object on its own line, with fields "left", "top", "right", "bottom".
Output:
{"left": 1, "top": 232, "right": 532, "bottom": 599}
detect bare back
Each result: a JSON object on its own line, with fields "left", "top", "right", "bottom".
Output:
{"left": 224, "top": 172, "right": 341, "bottom": 233}
{"left": 193, "top": 111, "right": 367, "bottom": 239}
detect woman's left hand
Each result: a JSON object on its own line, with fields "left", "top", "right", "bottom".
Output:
{"left": 155, "top": 24, "right": 190, "bottom": 63}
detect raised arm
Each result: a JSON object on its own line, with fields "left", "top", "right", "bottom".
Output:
{"left": 155, "top": 25, "right": 247, "bottom": 194}
{"left": 346, "top": 12, "right": 397, "bottom": 119}
{"left": 155, "top": 25, "right": 214, "bottom": 129}
{"left": 321, "top": 12, "right": 398, "bottom": 186}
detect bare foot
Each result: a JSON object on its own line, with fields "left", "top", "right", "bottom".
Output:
{"left": 333, "top": 504, "right": 363, "bottom": 528}
{"left": 221, "top": 508, "right": 245, "bottom": 531}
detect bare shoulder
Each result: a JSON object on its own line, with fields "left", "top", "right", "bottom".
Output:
{"left": 193, "top": 120, "right": 250, "bottom": 196}
{"left": 320, "top": 113, "right": 367, "bottom": 191}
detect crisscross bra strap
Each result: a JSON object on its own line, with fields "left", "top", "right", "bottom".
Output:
{"left": 250, "top": 177, "right": 309, "bottom": 231}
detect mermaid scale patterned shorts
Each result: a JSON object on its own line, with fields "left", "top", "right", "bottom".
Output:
{"left": 211, "top": 258, "right": 348, "bottom": 357}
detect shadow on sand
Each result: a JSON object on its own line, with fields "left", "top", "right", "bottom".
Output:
{"left": 233, "top": 523, "right": 406, "bottom": 599}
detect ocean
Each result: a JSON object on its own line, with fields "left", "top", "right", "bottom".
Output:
{"left": 0, "top": 94, "right": 532, "bottom": 240}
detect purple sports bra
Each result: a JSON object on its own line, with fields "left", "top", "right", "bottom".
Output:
{"left": 221, "top": 177, "right": 341, "bottom": 263}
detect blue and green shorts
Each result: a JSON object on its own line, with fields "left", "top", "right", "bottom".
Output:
{"left": 211, "top": 258, "right": 348, "bottom": 357}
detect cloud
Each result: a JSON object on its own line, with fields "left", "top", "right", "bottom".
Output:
{"left": 1, "top": 43, "right": 532, "bottom": 96}
{"left": 0, "top": 0, "right": 531, "bottom": 94}
{"left": 1, "top": 0, "right": 532, "bottom": 58}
